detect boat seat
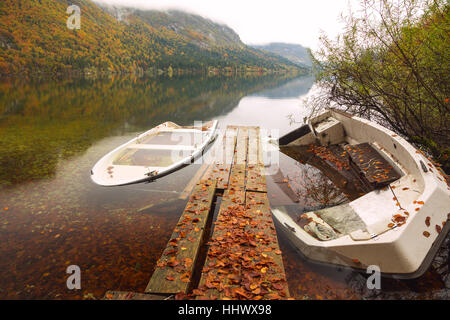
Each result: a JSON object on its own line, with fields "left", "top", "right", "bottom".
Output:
{"left": 312, "top": 116, "right": 345, "bottom": 146}
{"left": 345, "top": 143, "right": 401, "bottom": 189}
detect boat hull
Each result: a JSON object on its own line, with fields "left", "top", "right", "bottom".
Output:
{"left": 272, "top": 109, "right": 450, "bottom": 278}
{"left": 91, "top": 120, "right": 218, "bottom": 186}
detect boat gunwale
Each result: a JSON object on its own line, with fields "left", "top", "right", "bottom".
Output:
{"left": 91, "top": 120, "right": 219, "bottom": 186}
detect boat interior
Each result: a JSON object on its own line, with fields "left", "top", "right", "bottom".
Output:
{"left": 92, "top": 121, "right": 217, "bottom": 186}
{"left": 114, "top": 130, "right": 207, "bottom": 168}
{"left": 274, "top": 109, "right": 419, "bottom": 242}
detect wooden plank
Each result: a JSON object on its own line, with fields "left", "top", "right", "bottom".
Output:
{"left": 145, "top": 180, "right": 216, "bottom": 294}
{"left": 224, "top": 126, "right": 238, "bottom": 165}
{"left": 195, "top": 190, "right": 290, "bottom": 300}
{"left": 244, "top": 191, "right": 290, "bottom": 299}
{"left": 256, "top": 127, "right": 265, "bottom": 166}
{"left": 104, "top": 291, "right": 171, "bottom": 300}
{"left": 235, "top": 127, "right": 248, "bottom": 165}
{"left": 229, "top": 164, "right": 246, "bottom": 189}
{"left": 219, "top": 126, "right": 248, "bottom": 190}
{"left": 247, "top": 127, "right": 259, "bottom": 166}
{"left": 246, "top": 127, "right": 267, "bottom": 192}
{"left": 246, "top": 164, "right": 267, "bottom": 192}
{"left": 196, "top": 188, "right": 246, "bottom": 299}
{"left": 205, "top": 127, "right": 238, "bottom": 189}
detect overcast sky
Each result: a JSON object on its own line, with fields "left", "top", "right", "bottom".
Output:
{"left": 94, "top": 0, "right": 361, "bottom": 50}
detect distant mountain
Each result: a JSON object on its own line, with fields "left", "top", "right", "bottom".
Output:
{"left": 0, "top": 0, "right": 302, "bottom": 76}
{"left": 252, "top": 43, "right": 312, "bottom": 68}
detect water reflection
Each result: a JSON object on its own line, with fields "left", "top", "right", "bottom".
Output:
{"left": 250, "top": 75, "right": 314, "bottom": 99}
{"left": 0, "top": 74, "right": 296, "bottom": 187}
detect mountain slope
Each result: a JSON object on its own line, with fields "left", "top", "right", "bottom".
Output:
{"left": 252, "top": 43, "right": 312, "bottom": 68}
{"left": 0, "top": 0, "right": 300, "bottom": 75}
{"left": 129, "top": 9, "right": 244, "bottom": 48}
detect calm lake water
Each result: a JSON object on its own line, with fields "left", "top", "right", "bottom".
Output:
{"left": 0, "top": 74, "right": 448, "bottom": 299}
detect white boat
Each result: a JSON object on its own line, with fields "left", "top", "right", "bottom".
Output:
{"left": 91, "top": 120, "right": 218, "bottom": 186}
{"left": 270, "top": 109, "right": 449, "bottom": 278}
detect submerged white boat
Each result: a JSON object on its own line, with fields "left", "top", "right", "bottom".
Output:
{"left": 271, "top": 109, "right": 449, "bottom": 278}
{"left": 91, "top": 120, "right": 218, "bottom": 186}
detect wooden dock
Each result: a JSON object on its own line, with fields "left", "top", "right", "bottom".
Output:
{"left": 105, "top": 126, "right": 290, "bottom": 300}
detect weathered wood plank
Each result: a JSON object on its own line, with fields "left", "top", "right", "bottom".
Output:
{"left": 145, "top": 180, "right": 217, "bottom": 294}
{"left": 205, "top": 127, "right": 238, "bottom": 189}
{"left": 225, "top": 126, "right": 239, "bottom": 165}
{"left": 196, "top": 188, "right": 246, "bottom": 299}
{"left": 229, "top": 164, "right": 246, "bottom": 189}
{"left": 235, "top": 127, "right": 248, "bottom": 165}
{"left": 246, "top": 127, "right": 267, "bottom": 192}
{"left": 244, "top": 191, "right": 290, "bottom": 299}
{"left": 104, "top": 291, "right": 171, "bottom": 300}
{"left": 256, "top": 127, "right": 265, "bottom": 166}
{"left": 246, "top": 164, "right": 267, "bottom": 192}
{"left": 201, "top": 131, "right": 226, "bottom": 183}
{"left": 195, "top": 190, "right": 290, "bottom": 300}
{"left": 247, "top": 127, "right": 259, "bottom": 166}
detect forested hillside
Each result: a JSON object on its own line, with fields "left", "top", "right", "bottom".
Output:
{"left": 0, "top": 0, "right": 300, "bottom": 76}
{"left": 252, "top": 43, "right": 312, "bottom": 68}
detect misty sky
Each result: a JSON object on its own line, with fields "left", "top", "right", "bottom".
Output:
{"left": 94, "top": 0, "right": 361, "bottom": 50}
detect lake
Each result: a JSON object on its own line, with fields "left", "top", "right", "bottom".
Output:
{"left": 0, "top": 74, "right": 448, "bottom": 299}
